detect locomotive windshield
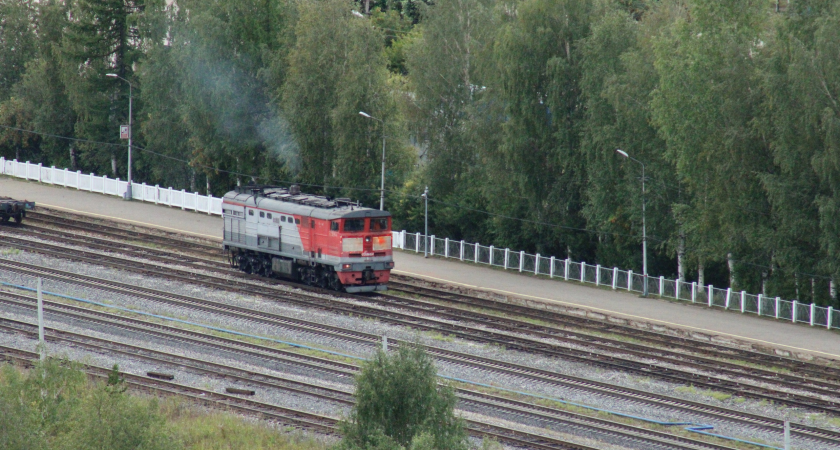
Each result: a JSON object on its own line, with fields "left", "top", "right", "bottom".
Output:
{"left": 344, "top": 219, "right": 365, "bottom": 232}
{"left": 370, "top": 218, "right": 388, "bottom": 231}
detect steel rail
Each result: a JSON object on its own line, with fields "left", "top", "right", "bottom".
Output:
{"left": 0, "top": 341, "right": 605, "bottom": 450}
{"left": 0, "top": 301, "right": 742, "bottom": 450}
{"left": 388, "top": 277, "right": 840, "bottom": 382}
{"left": 1, "top": 275, "right": 838, "bottom": 445}
{"left": 24, "top": 209, "right": 840, "bottom": 388}
{"left": 1, "top": 238, "right": 839, "bottom": 416}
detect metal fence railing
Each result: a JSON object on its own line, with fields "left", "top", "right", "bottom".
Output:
{"left": 391, "top": 231, "right": 839, "bottom": 331}
{"left": 5, "top": 157, "right": 837, "bottom": 331}
{"left": 0, "top": 158, "right": 222, "bottom": 215}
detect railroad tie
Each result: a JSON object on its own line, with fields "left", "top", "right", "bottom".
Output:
{"left": 226, "top": 387, "right": 256, "bottom": 396}
{"left": 146, "top": 371, "right": 175, "bottom": 380}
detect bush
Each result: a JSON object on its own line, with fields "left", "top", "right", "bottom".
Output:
{"left": 0, "top": 358, "right": 86, "bottom": 450}
{"left": 0, "top": 359, "right": 330, "bottom": 450}
{"left": 336, "top": 345, "right": 468, "bottom": 450}
{"left": 0, "top": 359, "right": 176, "bottom": 450}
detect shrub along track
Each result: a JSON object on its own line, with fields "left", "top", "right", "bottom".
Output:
{"left": 0, "top": 259, "right": 839, "bottom": 447}
{"left": 0, "top": 291, "right": 764, "bottom": 450}
{"left": 2, "top": 233, "right": 840, "bottom": 416}
{"left": 0, "top": 345, "right": 339, "bottom": 435}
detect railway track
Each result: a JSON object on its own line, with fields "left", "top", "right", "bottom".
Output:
{"left": 0, "top": 345, "right": 340, "bottom": 434}
{"left": 18, "top": 209, "right": 840, "bottom": 378}
{"left": 386, "top": 278, "right": 840, "bottom": 381}
{"left": 11, "top": 210, "right": 840, "bottom": 383}
{"left": 0, "top": 322, "right": 669, "bottom": 450}
{"left": 25, "top": 209, "right": 221, "bottom": 256}
{"left": 0, "top": 293, "right": 760, "bottom": 450}
{"left": 1, "top": 262, "right": 838, "bottom": 446}
{"left": 2, "top": 235, "right": 840, "bottom": 418}
{"left": 11, "top": 220, "right": 840, "bottom": 390}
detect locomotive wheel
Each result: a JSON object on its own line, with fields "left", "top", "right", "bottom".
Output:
{"left": 317, "top": 270, "right": 328, "bottom": 289}
{"left": 240, "top": 256, "right": 253, "bottom": 274}
{"left": 1, "top": 215, "right": 8, "bottom": 223}
{"left": 13, "top": 213, "right": 22, "bottom": 224}
{"left": 328, "top": 272, "right": 343, "bottom": 292}
{"left": 260, "top": 258, "right": 272, "bottom": 277}
{"left": 299, "top": 266, "right": 311, "bottom": 285}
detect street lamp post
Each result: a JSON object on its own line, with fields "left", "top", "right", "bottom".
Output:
{"left": 616, "top": 149, "right": 647, "bottom": 297}
{"left": 359, "top": 111, "right": 386, "bottom": 211}
{"left": 107, "top": 73, "right": 133, "bottom": 200}
{"left": 422, "top": 186, "right": 429, "bottom": 258}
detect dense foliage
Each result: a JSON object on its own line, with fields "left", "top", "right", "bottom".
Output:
{"left": 2, "top": 0, "right": 840, "bottom": 305}
{"left": 0, "top": 360, "right": 176, "bottom": 450}
{"left": 0, "top": 359, "right": 330, "bottom": 450}
{"left": 336, "top": 345, "right": 468, "bottom": 450}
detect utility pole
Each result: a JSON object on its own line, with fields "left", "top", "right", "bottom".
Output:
{"left": 37, "top": 278, "right": 45, "bottom": 360}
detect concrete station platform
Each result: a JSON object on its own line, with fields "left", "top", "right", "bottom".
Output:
{"left": 3, "top": 175, "right": 839, "bottom": 363}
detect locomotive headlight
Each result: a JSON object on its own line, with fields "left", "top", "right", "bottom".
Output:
{"left": 342, "top": 237, "right": 363, "bottom": 252}
{"left": 372, "top": 235, "right": 391, "bottom": 251}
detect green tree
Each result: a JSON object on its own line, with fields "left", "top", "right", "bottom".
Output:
{"left": 57, "top": 368, "right": 176, "bottom": 450}
{"left": 0, "top": 358, "right": 86, "bottom": 450}
{"left": 405, "top": 0, "right": 494, "bottom": 196}
{"left": 397, "top": 0, "right": 496, "bottom": 240}
{"left": 11, "top": 0, "right": 77, "bottom": 168}
{"left": 759, "top": 1, "right": 840, "bottom": 303}
{"left": 482, "top": 0, "right": 593, "bottom": 257}
{"left": 0, "top": 0, "right": 37, "bottom": 102}
{"left": 283, "top": 0, "right": 400, "bottom": 204}
{"left": 0, "top": 97, "right": 40, "bottom": 160}
{"left": 579, "top": 2, "right": 682, "bottom": 277}
{"left": 137, "top": 0, "right": 295, "bottom": 194}
{"left": 61, "top": 0, "right": 148, "bottom": 176}
{"left": 337, "top": 345, "right": 467, "bottom": 450}
{"left": 651, "top": 0, "right": 774, "bottom": 290}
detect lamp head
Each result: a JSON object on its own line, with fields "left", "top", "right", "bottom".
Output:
{"left": 615, "top": 149, "right": 629, "bottom": 158}
{"left": 106, "top": 73, "right": 118, "bottom": 78}
{"left": 358, "top": 111, "right": 372, "bottom": 119}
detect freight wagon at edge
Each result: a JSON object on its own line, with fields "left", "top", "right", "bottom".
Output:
{"left": 222, "top": 185, "right": 393, "bottom": 293}
{"left": 0, "top": 197, "right": 35, "bottom": 223}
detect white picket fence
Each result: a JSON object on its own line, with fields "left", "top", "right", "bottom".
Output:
{"left": 3, "top": 158, "right": 836, "bottom": 330}
{"left": 390, "top": 231, "right": 840, "bottom": 331}
{"left": 0, "top": 158, "right": 222, "bottom": 215}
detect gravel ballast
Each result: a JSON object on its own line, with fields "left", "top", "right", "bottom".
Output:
{"left": 0, "top": 247, "right": 836, "bottom": 450}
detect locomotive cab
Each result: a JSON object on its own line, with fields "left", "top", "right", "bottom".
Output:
{"left": 334, "top": 215, "right": 393, "bottom": 291}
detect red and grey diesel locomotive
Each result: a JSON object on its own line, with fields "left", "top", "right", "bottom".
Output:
{"left": 222, "top": 185, "right": 393, "bottom": 293}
